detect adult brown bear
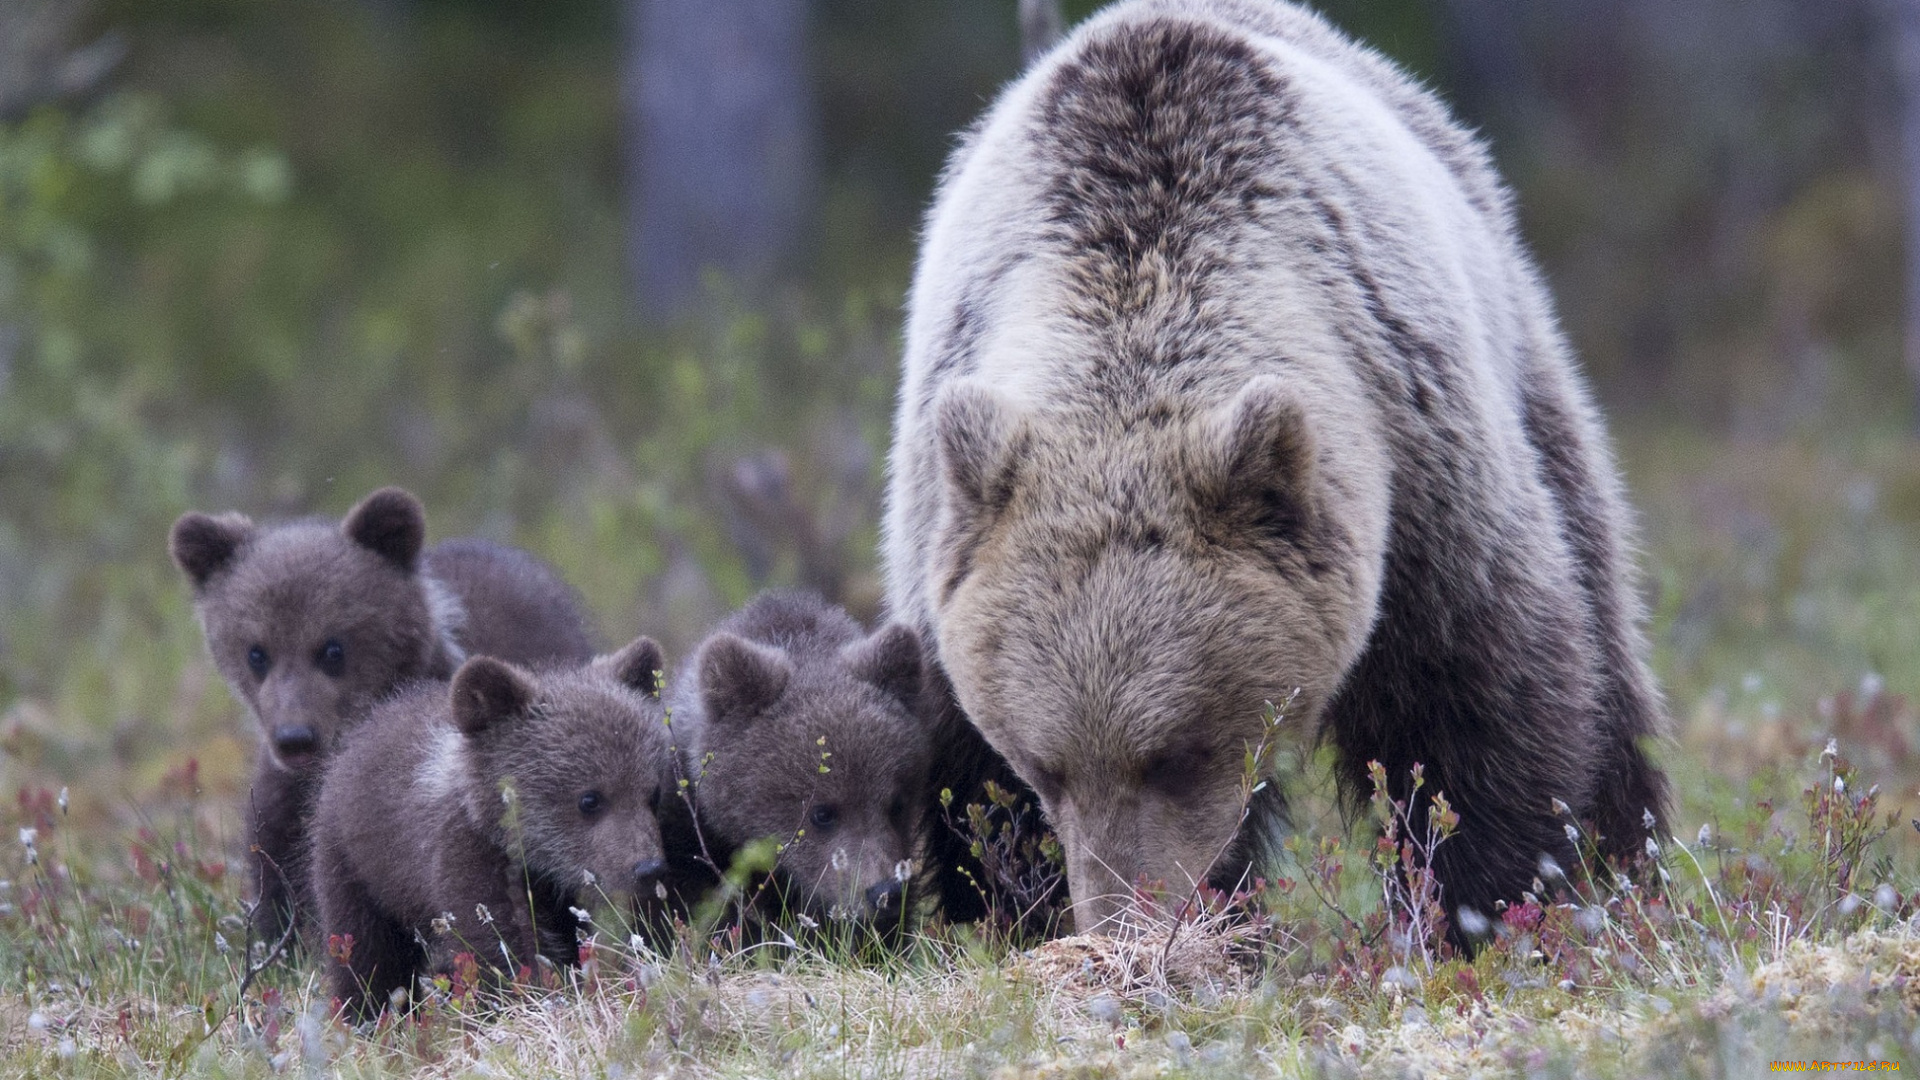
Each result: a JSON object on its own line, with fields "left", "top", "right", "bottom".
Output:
{"left": 882, "top": 0, "right": 1670, "bottom": 936}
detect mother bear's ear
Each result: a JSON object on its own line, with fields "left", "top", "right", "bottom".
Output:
{"left": 1198, "top": 378, "right": 1319, "bottom": 541}
{"left": 935, "top": 382, "right": 1029, "bottom": 525}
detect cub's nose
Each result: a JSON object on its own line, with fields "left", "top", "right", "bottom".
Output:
{"left": 271, "top": 725, "right": 319, "bottom": 759}
{"left": 865, "top": 879, "right": 903, "bottom": 912}
{"left": 632, "top": 858, "right": 667, "bottom": 887}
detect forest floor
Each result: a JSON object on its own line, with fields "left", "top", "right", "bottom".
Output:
{"left": 4, "top": 427, "right": 1920, "bottom": 1079}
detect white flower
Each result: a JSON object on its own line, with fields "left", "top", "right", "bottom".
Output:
{"left": 1550, "top": 797, "right": 1572, "bottom": 817}
{"left": 569, "top": 906, "right": 592, "bottom": 924}
{"left": 1564, "top": 824, "right": 1579, "bottom": 844}
{"left": 19, "top": 828, "right": 36, "bottom": 848}
{"left": 1823, "top": 738, "right": 1839, "bottom": 761}
{"left": 1697, "top": 823, "right": 1712, "bottom": 846}
{"left": 1835, "top": 776, "right": 1847, "bottom": 795}
{"left": 1455, "top": 906, "right": 1490, "bottom": 938}
{"left": 1645, "top": 836, "right": 1660, "bottom": 859}
{"left": 582, "top": 870, "right": 597, "bottom": 887}
{"left": 1574, "top": 906, "right": 1606, "bottom": 935}
{"left": 796, "top": 913, "right": 819, "bottom": 930}
{"left": 894, "top": 859, "right": 915, "bottom": 883}
{"left": 654, "top": 881, "right": 667, "bottom": 901}
{"left": 1875, "top": 883, "right": 1898, "bottom": 912}
{"left": 1642, "top": 808, "right": 1656, "bottom": 830}
{"left": 1537, "top": 855, "right": 1565, "bottom": 881}
{"left": 1380, "top": 966, "right": 1420, "bottom": 994}
{"left": 57, "top": 789, "right": 68, "bottom": 815}
{"left": 475, "top": 903, "right": 494, "bottom": 925}
{"left": 431, "top": 912, "right": 455, "bottom": 935}
{"left": 215, "top": 932, "right": 231, "bottom": 954}
{"left": 830, "top": 848, "right": 849, "bottom": 873}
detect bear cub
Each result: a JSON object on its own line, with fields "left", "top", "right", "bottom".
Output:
{"left": 168, "top": 486, "right": 596, "bottom": 947}
{"left": 311, "top": 637, "right": 674, "bottom": 1020}
{"left": 664, "top": 591, "right": 932, "bottom": 933}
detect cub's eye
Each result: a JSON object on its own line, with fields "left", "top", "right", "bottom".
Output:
{"left": 578, "top": 791, "right": 604, "bottom": 816}
{"left": 317, "top": 639, "right": 346, "bottom": 677}
{"left": 246, "top": 645, "right": 270, "bottom": 677}
{"left": 808, "top": 803, "right": 839, "bottom": 831}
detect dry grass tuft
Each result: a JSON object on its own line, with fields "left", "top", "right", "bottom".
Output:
{"left": 1004, "top": 917, "right": 1257, "bottom": 1006}
{"left": 1738, "top": 927, "right": 1920, "bottom": 1025}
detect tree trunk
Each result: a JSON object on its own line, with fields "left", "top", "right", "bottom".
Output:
{"left": 621, "top": 0, "right": 817, "bottom": 322}
{"left": 1429, "top": 0, "right": 1537, "bottom": 130}
{"left": 0, "top": 0, "right": 124, "bottom": 123}
{"left": 1886, "top": 0, "right": 1920, "bottom": 428}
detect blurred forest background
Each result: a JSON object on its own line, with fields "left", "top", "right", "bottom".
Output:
{"left": 1, "top": 0, "right": 1918, "bottom": 832}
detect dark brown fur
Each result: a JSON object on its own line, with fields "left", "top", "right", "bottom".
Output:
{"left": 169, "top": 487, "right": 596, "bottom": 948}
{"left": 309, "top": 639, "right": 672, "bottom": 1020}
{"left": 662, "top": 591, "right": 932, "bottom": 934}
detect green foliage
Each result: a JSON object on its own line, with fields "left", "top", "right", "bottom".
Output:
{"left": 0, "top": 3, "right": 909, "bottom": 773}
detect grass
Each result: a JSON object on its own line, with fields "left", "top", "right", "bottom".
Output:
{"left": 6, "top": 744, "right": 1920, "bottom": 1080}
{"left": 5, "top": 428, "right": 1920, "bottom": 1077}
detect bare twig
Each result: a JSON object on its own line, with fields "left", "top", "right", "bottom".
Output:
{"left": 235, "top": 851, "right": 299, "bottom": 1027}
{"left": 1162, "top": 690, "right": 1299, "bottom": 970}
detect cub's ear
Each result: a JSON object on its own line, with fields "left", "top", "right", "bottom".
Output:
{"left": 170, "top": 511, "right": 255, "bottom": 590}
{"left": 698, "top": 633, "right": 791, "bottom": 728}
{"left": 1203, "top": 378, "right": 1317, "bottom": 537}
{"left": 342, "top": 487, "right": 426, "bottom": 572}
{"left": 451, "top": 657, "right": 536, "bottom": 737}
{"left": 935, "top": 382, "right": 1028, "bottom": 517}
{"left": 601, "top": 636, "right": 666, "bottom": 698}
{"left": 843, "top": 623, "right": 923, "bottom": 706}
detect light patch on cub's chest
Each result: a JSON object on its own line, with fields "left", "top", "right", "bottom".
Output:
{"left": 424, "top": 577, "right": 469, "bottom": 666}
{"left": 415, "top": 724, "right": 469, "bottom": 802}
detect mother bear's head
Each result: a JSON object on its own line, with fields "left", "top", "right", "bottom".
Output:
{"left": 928, "top": 376, "right": 1385, "bottom": 932}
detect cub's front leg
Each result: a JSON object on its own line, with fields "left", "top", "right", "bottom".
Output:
{"left": 245, "top": 750, "right": 316, "bottom": 952}
{"left": 428, "top": 820, "right": 547, "bottom": 987}
{"left": 310, "top": 829, "right": 420, "bottom": 1021}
